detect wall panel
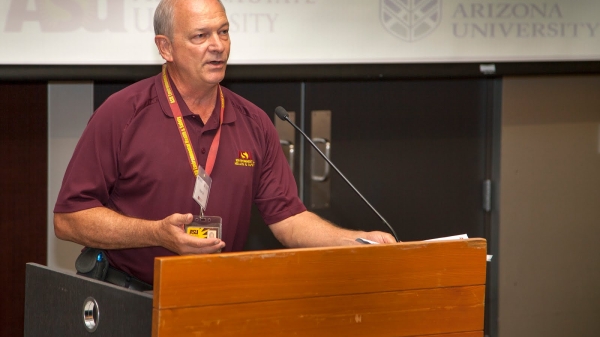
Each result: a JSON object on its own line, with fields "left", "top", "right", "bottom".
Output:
{"left": 0, "top": 82, "right": 48, "bottom": 337}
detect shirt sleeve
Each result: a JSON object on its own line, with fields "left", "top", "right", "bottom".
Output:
{"left": 252, "top": 111, "right": 307, "bottom": 224}
{"left": 53, "top": 93, "right": 132, "bottom": 213}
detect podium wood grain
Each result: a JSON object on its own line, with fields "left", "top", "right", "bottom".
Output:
{"left": 153, "top": 239, "right": 487, "bottom": 337}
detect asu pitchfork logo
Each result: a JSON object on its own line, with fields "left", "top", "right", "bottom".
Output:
{"left": 235, "top": 151, "right": 255, "bottom": 167}
{"left": 381, "top": 0, "right": 442, "bottom": 42}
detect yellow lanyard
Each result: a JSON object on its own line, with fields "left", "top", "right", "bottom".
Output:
{"left": 160, "top": 64, "right": 224, "bottom": 177}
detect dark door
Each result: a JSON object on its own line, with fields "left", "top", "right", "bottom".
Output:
{"left": 303, "top": 80, "right": 489, "bottom": 241}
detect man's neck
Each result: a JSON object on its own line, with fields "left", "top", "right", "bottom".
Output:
{"left": 180, "top": 87, "right": 218, "bottom": 124}
{"left": 167, "top": 67, "right": 218, "bottom": 124}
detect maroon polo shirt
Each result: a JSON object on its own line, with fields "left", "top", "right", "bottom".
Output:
{"left": 54, "top": 73, "right": 306, "bottom": 284}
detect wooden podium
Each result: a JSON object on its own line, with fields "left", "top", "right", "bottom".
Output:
{"left": 152, "top": 238, "right": 487, "bottom": 337}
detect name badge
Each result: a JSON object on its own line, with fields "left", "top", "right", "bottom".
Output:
{"left": 193, "top": 166, "right": 212, "bottom": 213}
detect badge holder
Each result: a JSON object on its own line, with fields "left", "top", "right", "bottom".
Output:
{"left": 186, "top": 167, "right": 222, "bottom": 239}
{"left": 185, "top": 215, "right": 222, "bottom": 239}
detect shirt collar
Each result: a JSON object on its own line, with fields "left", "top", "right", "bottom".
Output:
{"left": 154, "top": 72, "right": 237, "bottom": 128}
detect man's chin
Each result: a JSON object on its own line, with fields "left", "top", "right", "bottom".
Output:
{"left": 205, "top": 72, "right": 226, "bottom": 85}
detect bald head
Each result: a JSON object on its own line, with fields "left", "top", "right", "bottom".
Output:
{"left": 154, "top": 0, "right": 225, "bottom": 39}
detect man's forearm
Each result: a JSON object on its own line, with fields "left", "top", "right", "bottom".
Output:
{"left": 270, "top": 211, "right": 365, "bottom": 248}
{"left": 54, "top": 207, "right": 161, "bottom": 249}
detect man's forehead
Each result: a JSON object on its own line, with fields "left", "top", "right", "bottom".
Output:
{"left": 172, "top": 0, "right": 228, "bottom": 29}
{"left": 174, "top": 0, "right": 225, "bottom": 15}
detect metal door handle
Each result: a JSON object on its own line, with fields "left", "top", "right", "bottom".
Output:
{"left": 279, "top": 139, "right": 294, "bottom": 170}
{"left": 311, "top": 137, "right": 330, "bottom": 182}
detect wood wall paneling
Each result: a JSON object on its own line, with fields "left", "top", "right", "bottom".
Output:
{"left": 0, "top": 83, "right": 48, "bottom": 337}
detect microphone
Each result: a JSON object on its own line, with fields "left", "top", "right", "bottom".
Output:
{"left": 274, "top": 106, "right": 399, "bottom": 242}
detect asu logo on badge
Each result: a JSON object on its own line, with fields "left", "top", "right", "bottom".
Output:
{"left": 235, "top": 151, "right": 255, "bottom": 167}
{"left": 186, "top": 227, "right": 208, "bottom": 238}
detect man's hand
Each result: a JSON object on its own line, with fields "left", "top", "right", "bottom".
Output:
{"left": 156, "top": 213, "right": 226, "bottom": 255}
{"left": 358, "top": 231, "right": 398, "bottom": 244}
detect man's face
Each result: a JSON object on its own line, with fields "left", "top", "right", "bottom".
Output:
{"left": 169, "top": 0, "right": 230, "bottom": 87}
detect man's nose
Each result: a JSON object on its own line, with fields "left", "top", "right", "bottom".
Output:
{"left": 208, "top": 33, "right": 226, "bottom": 53}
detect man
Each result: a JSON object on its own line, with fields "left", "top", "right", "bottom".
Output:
{"left": 54, "top": 0, "right": 395, "bottom": 288}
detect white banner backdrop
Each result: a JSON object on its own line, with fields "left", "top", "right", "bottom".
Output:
{"left": 0, "top": 0, "right": 598, "bottom": 65}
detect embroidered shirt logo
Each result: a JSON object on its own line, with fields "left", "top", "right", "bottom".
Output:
{"left": 235, "top": 151, "right": 255, "bottom": 167}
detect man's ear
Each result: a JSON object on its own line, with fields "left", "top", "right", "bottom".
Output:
{"left": 155, "top": 35, "right": 173, "bottom": 62}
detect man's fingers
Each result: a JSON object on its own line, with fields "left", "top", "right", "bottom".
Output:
{"left": 162, "top": 213, "right": 193, "bottom": 232}
{"left": 181, "top": 238, "right": 226, "bottom": 255}
{"left": 171, "top": 213, "right": 193, "bottom": 225}
{"left": 363, "top": 231, "right": 398, "bottom": 244}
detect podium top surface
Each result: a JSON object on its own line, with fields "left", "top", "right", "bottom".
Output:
{"left": 153, "top": 238, "right": 487, "bottom": 309}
